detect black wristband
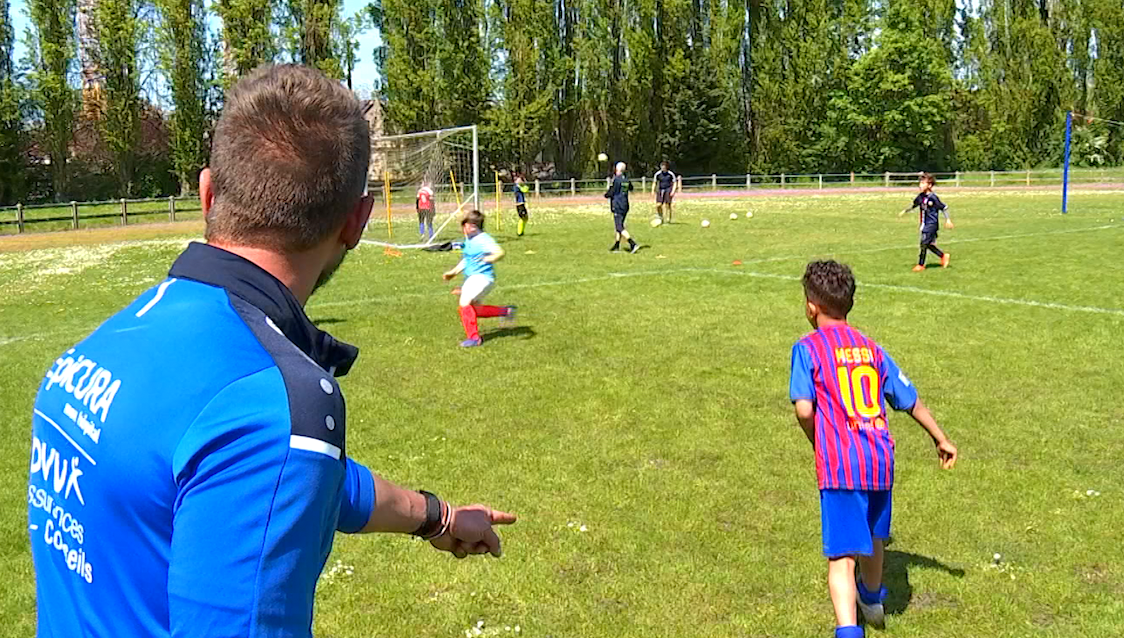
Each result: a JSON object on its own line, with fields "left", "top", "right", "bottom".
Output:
{"left": 411, "top": 491, "right": 442, "bottom": 538}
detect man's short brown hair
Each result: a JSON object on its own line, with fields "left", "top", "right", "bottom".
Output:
{"left": 920, "top": 172, "right": 936, "bottom": 186}
{"left": 461, "top": 210, "right": 485, "bottom": 230}
{"left": 802, "top": 260, "right": 855, "bottom": 318}
{"left": 206, "top": 64, "right": 370, "bottom": 251}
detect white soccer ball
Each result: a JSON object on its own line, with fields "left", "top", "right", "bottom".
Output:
{"left": 597, "top": 153, "right": 608, "bottom": 162}
{"left": 747, "top": 211, "right": 754, "bottom": 218}
{"left": 729, "top": 213, "right": 738, "bottom": 220}
{"left": 650, "top": 217, "right": 663, "bottom": 228}
{"left": 701, "top": 219, "right": 711, "bottom": 228}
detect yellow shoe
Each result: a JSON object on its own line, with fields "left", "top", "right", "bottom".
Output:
{"left": 941, "top": 253, "right": 951, "bottom": 268}
{"left": 912, "top": 265, "right": 925, "bottom": 272}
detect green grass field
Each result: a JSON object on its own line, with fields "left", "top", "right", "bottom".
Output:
{"left": 2, "top": 190, "right": 1123, "bottom": 637}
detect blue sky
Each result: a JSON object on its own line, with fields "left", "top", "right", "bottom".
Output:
{"left": 9, "top": 0, "right": 382, "bottom": 98}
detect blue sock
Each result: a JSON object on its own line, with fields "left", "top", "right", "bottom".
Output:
{"left": 419, "top": 222, "right": 425, "bottom": 235}
{"left": 427, "top": 223, "right": 434, "bottom": 237}
{"left": 858, "top": 582, "right": 887, "bottom": 605}
{"left": 835, "top": 625, "right": 864, "bottom": 638}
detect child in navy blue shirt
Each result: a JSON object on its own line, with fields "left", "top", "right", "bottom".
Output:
{"left": 900, "top": 173, "right": 953, "bottom": 271}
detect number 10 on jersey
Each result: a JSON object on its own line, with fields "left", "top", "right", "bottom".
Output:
{"left": 837, "top": 365, "right": 881, "bottom": 419}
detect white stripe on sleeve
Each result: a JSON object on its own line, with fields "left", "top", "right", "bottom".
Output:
{"left": 290, "top": 435, "right": 341, "bottom": 460}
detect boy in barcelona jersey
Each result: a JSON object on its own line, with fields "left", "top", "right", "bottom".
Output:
{"left": 789, "top": 260, "right": 958, "bottom": 638}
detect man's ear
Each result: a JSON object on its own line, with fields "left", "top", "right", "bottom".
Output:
{"left": 341, "top": 194, "right": 374, "bottom": 249}
{"left": 199, "top": 168, "right": 214, "bottom": 218}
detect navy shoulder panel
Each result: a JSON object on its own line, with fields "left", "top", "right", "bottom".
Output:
{"left": 227, "top": 295, "right": 347, "bottom": 459}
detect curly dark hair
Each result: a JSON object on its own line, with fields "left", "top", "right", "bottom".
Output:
{"left": 802, "top": 260, "right": 855, "bottom": 318}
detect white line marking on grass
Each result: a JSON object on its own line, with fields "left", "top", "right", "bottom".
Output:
{"left": 308, "top": 272, "right": 661, "bottom": 309}
{"left": 858, "top": 280, "right": 1124, "bottom": 316}
{"left": 312, "top": 265, "right": 1124, "bottom": 316}
{"left": 762, "top": 223, "right": 1120, "bottom": 264}
{"left": 34, "top": 409, "right": 97, "bottom": 466}
{"left": 684, "top": 268, "right": 1124, "bottom": 317}
{"left": 905, "top": 223, "right": 1117, "bottom": 249}
{"left": 5, "top": 224, "right": 1121, "bottom": 347}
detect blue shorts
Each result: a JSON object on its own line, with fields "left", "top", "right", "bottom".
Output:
{"left": 820, "top": 489, "right": 892, "bottom": 558}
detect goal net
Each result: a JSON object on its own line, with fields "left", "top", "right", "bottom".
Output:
{"left": 362, "top": 125, "right": 479, "bottom": 249}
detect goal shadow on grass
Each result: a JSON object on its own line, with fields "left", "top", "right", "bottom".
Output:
{"left": 882, "top": 550, "right": 966, "bottom": 616}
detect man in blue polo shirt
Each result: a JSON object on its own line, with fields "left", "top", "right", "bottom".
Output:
{"left": 28, "top": 64, "right": 516, "bottom": 637}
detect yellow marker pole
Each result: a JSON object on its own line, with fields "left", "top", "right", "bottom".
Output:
{"left": 384, "top": 170, "right": 392, "bottom": 239}
{"left": 449, "top": 169, "right": 463, "bottom": 209}
{"left": 495, "top": 172, "right": 502, "bottom": 231}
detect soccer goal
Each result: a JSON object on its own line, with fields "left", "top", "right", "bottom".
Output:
{"left": 362, "top": 125, "right": 480, "bottom": 249}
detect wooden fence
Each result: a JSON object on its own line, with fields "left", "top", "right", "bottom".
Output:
{"left": 0, "top": 196, "right": 205, "bottom": 235}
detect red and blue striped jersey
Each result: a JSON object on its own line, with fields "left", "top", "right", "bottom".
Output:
{"left": 789, "top": 324, "right": 918, "bottom": 491}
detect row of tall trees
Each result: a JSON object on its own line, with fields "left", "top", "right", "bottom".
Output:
{"left": 378, "top": 0, "right": 1124, "bottom": 177}
{"left": 0, "top": 0, "right": 23, "bottom": 203}
{"left": 0, "top": 0, "right": 368, "bottom": 204}
{"left": 3, "top": 0, "right": 1124, "bottom": 204}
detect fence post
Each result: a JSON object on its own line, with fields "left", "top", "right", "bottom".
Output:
{"left": 850, "top": 172, "right": 855, "bottom": 185}
{"left": 16, "top": 203, "right": 23, "bottom": 233}
{"left": 1026, "top": 169, "right": 1031, "bottom": 186}
{"left": 818, "top": 174, "right": 823, "bottom": 190}
{"left": 746, "top": 173, "right": 751, "bottom": 189}
{"left": 169, "top": 196, "right": 176, "bottom": 221}
{"left": 711, "top": 174, "right": 717, "bottom": 190}
{"left": 534, "top": 179, "right": 540, "bottom": 197}
{"left": 71, "top": 201, "right": 79, "bottom": 229}
{"left": 781, "top": 173, "right": 786, "bottom": 188}
{"left": 990, "top": 171, "right": 995, "bottom": 187}
{"left": 884, "top": 172, "right": 890, "bottom": 188}
{"left": 955, "top": 171, "right": 961, "bottom": 188}
{"left": 641, "top": 176, "right": 646, "bottom": 191}
{"left": 570, "top": 178, "right": 576, "bottom": 196}
{"left": 121, "top": 198, "right": 127, "bottom": 225}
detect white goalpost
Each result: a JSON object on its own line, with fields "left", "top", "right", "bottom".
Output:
{"left": 361, "top": 125, "right": 480, "bottom": 249}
